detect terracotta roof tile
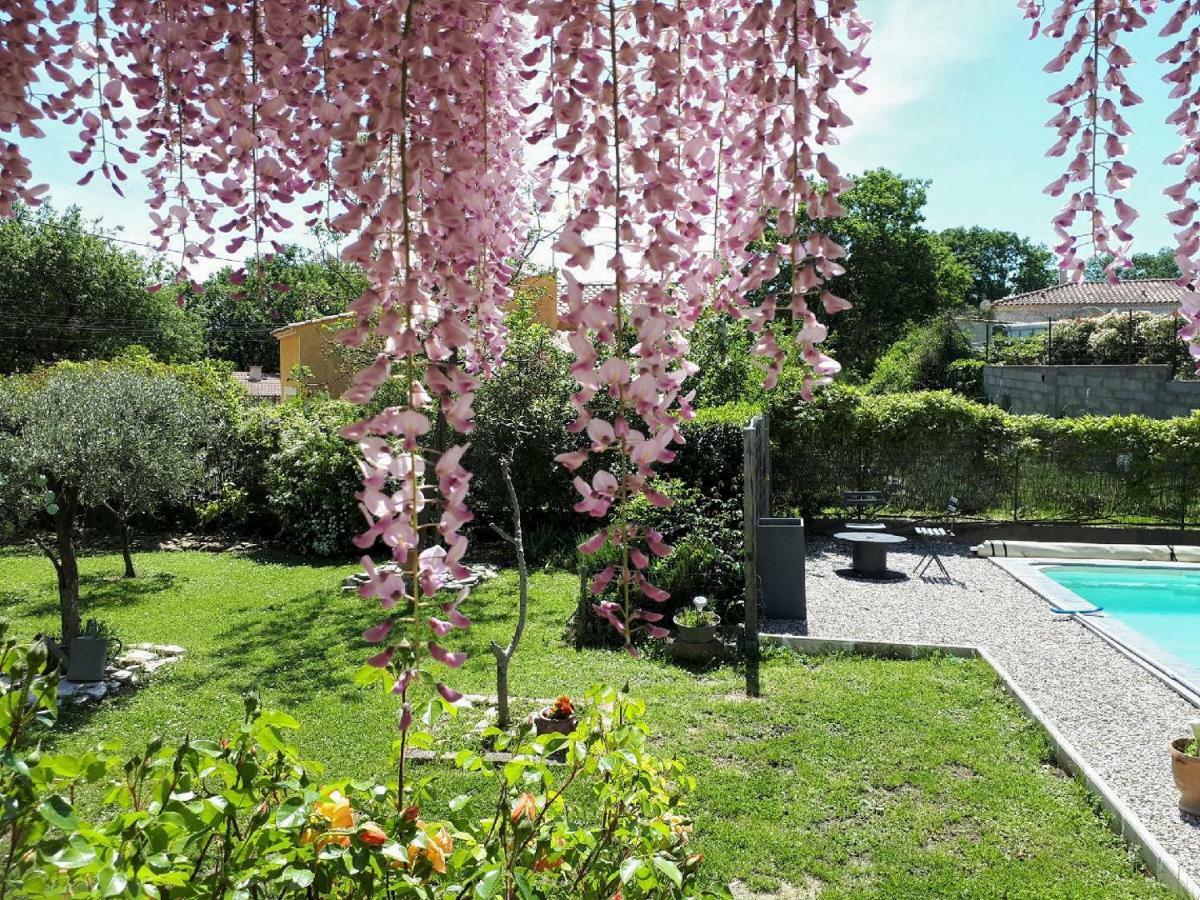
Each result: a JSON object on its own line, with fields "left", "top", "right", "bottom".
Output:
{"left": 232, "top": 371, "right": 282, "bottom": 398}
{"left": 994, "top": 278, "right": 1191, "bottom": 309}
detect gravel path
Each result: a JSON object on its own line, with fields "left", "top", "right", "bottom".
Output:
{"left": 763, "top": 538, "right": 1200, "bottom": 884}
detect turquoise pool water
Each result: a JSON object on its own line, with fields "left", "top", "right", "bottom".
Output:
{"left": 1042, "top": 565, "right": 1200, "bottom": 672}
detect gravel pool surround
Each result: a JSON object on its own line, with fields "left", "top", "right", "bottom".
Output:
{"left": 763, "top": 539, "right": 1200, "bottom": 895}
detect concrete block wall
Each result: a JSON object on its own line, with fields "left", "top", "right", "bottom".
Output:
{"left": 982, "top": 365, "right": 1200, "bottom": 419}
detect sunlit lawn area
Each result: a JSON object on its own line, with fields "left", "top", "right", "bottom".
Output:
{"left": 0, "top": 547, "right": 1170, "bottom": 897}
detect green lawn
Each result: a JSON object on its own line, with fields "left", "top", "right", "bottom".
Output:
{"left": 0, "top": 547, "right": 1171, "bottom": 898}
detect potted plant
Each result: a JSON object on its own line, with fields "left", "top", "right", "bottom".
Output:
{"left": 65, "top": 620, "right": 122, "bottom": 683}
{"left": 673, "top": 596, "right": 720, "bottom": 644}
{"left": 533, "top": 695, "right": 577, "bottom": 738}
{"left": 1170, "top": 720, "right": 1200, "bottom": 817}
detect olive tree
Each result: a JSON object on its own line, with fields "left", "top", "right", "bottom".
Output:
{"left": 0, "top": 366, "right": 212, "bottom": 649}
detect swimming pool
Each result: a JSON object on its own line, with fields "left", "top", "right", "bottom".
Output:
{"left": 1042, "top": 565, "right": 1200, "bottom": 672}
{"left": 992, "top": 558, "right": 1200, "bottom": 705}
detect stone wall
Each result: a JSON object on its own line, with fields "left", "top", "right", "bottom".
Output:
{"left": 981, "top": 364, "right": 1200, "bottom": 419}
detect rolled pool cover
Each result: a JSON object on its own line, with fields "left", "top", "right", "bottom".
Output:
{"left": 973, "top": 540, "right": 1200, "bottom": 563}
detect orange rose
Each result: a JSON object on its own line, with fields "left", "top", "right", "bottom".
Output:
{"left": 307, "top": 789, "right": 355, "bottom": 849}
{"left": 315, "top": 790, "right": 354, "bottom": 831}
{"left": 407, "top": 825, "right": 454, "bottom": 874}
{"left": 511, "top": 792, "right": 538, "bottom": 824}
{"left": 358, "top": 822, "right": 388, "bottom": 847}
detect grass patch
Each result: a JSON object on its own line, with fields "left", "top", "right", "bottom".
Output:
{"left": 0, "top": 547, "right": 1171, "bottom": 897}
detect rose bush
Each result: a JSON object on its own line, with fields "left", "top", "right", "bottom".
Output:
{"left": 0, "top": 626, "right": 716, "bottom": 899}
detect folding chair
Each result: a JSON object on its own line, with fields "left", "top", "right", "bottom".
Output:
{"left": 914, "top": 497, "right": 959, "bottom": 580}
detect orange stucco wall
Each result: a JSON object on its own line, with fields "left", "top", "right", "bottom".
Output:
{"left": 277, "top": 314, "right": 355, "bottom": 398}
{"left": 275, "top": 275, "right": 562, "bottom": 399}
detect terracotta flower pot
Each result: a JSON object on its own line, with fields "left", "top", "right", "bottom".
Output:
{"left": 1170, "top": 738, "right": 1200, "bottom": 817}
{"left": 533, "top": 710, "right": 576, "bottom": 738}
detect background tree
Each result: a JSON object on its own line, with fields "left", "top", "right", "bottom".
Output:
{"left": 0, "top": 204, "right": 203, "bottom": 374}
{"left": 185, "top": 245, "right": 367, "bottom": 371}
{"left": 939, "top": 226, "right": 1057, "bottom": 304}
{"left": 87, "top": 370, "right": 214, "bottom": 578}
{"left": 1086, "top": 248, "right": 1182, "bottom": 282}
{"left": 763, "top": 169, "right": 973, "bottom": 376}
{"left": 0, "top": 365, "right": 214, "bottom": 647}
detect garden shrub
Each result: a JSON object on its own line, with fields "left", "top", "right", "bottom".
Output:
{"left": 945, "top": 358, "right": 986, "bottom": 401}
{"left": 866, "top": 317, "right": 974, "bottom": 394}
{"left": 630, "top": 480, "right": 744, "bottom": 620}
{"left": 672, "top": 403, "right": 757, "bottom": 500}
{"left": 988, "top": 311, "right": 1190, "bottom": 370}
{"left": 468, "top": 308, "right": 580, "bottom": 562}
{"left": 0, "top": 627, "right": 710, "bottom": 898}
{"left": 263, "top": 399, "right": 363, "bottom": 556}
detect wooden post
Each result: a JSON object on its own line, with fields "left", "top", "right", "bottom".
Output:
{"left": 743, "top": 415, "right": 768, "bottom": 698}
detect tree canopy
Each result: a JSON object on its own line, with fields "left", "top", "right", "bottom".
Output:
{"left": 185, "top": 245, "right": 367, "bottom": 372}
{"left": 939, "top": 226, "right": 1057, "bottom": 304}
{"left": 762, "top": 169, "right": 973, "bottom": 376}
{"left": 0, "top": 364, "right": 216, "bottom": 644}
{"left": 0, "top": 205, "right": 203, "bottom": 374}
{"left": 1085, "top": 248, "right": 1183, "bottom": 283}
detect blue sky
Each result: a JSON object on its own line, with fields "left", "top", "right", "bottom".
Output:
{"left": 839, "top": 0, "right": 1182, "bottom": 253}
{"left": 20, "top": 0, "right": 1188, "bottom": 275}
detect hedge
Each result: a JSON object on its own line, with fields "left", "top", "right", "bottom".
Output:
{"left": 767, "top": 385, "right": 1200, "bottom": 526}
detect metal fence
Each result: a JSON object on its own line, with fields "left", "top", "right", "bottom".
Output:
{"left": 775, "top": 439, "right": 1200, "bottom": 529}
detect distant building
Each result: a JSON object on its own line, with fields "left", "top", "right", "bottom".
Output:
{"left": 232, "top": 366, "right": 282, "bottom": 404}
{"left": 991, "top": 278, "right": 1190, "bottom": 326}
{"left": 272, "top": 312, "right": 356, "bottom": 400}
{"left": 272, "top": 273, "right": 563, "bottom": 399}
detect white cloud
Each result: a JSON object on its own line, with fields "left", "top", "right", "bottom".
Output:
{"left": 839, "top": 0, "right": 1010, "bottom": 161}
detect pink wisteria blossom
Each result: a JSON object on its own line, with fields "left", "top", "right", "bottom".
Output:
{"left": 1023, "top": 0, "right": 1200, "bottom": 364}
{"left": 22, "top": 3, "right": 1200, "bottom": 730}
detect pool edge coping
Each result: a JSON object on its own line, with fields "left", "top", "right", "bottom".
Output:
{"left": 990, "top": 557, "right": 1200, "bottom": 709}
{"left": 760, "top": 632, "right": 1200, "bottom": 900}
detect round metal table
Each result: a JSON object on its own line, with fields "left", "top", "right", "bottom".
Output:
{"left": 834, "top": 531, "right": 906, "bottom": 577}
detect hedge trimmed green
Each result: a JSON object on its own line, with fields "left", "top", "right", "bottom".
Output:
{"left": 763, "top": 385, "right": 1200, "bottom": 524}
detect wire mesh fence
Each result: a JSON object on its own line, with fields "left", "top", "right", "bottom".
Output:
{"left": 774, "top": 437, "right": 1200, "bottom": 528}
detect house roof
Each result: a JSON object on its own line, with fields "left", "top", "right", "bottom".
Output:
{"left": 270, "top": 312, "right": 354, "bottom": 338}
{"left": 232, "top": 371, "right": 283, "bottom": 398}
{"left": 993, "top": 278, "right": 1190, "bottom": 310}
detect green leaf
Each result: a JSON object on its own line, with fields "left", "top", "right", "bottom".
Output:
{"left": 620, "top": 856, "right": 643, "bottom": 885}
{"left": 46, "top": 837, "right": 96, "bottom": 870}
{"left": 275, "top": 796, "right": 307, "bottom": 829}
{"left": 258, "top": 709, "right": 300, "bottom": 730}
{"left": 512, "top": 872, "right": 536, "bottom": 900}
{"left": 38, "top": 795, "right": 77, "bottom": 831}
{"left": 99, "top": 868, "right": 129, "bottom": 897}
{"left": 653, "top": 857, "right": 683, "bottom": 888}
{"left": 284, "top": 867, "right": 315, "bottom": 888}
{"left": 474, "top": 868, "right": 503, "bottom": 899}
{"left": 353, "top": 664, "right": 391, "bottom": 688}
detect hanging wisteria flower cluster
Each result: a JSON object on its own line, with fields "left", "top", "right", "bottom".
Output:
{"left": 533, "top": 0, "right": 869, "bottom": 650}
{"left": 1020, "top": 0, "right": 1200, "bottom": 364}
{"left": 0, "top": 0, "right": 872, "bottom": 718}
